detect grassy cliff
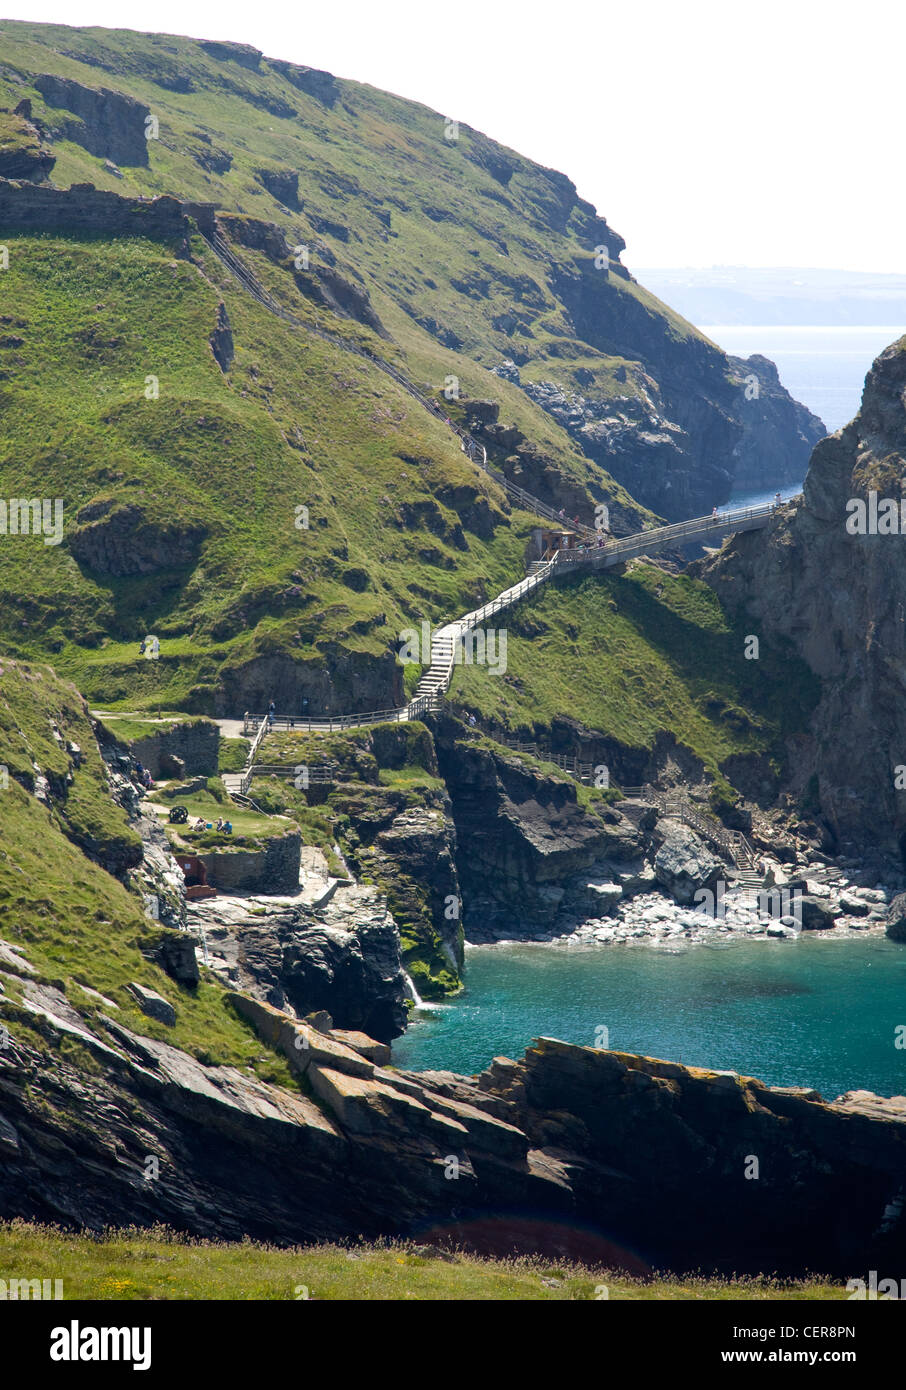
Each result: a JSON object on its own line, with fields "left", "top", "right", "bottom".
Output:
{"left": 0, "top": 658, "right": 294, "bottom": 1082}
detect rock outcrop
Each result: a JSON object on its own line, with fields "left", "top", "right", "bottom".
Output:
{"left": 2, "top": 1003, "right": 906, "bottom": 1276}
{"left": 187, "top": 876, "right": 410, "bottom": 1041}
{"left": 68, "top": 499, "right": 208, "bottom": 577}
{"left": 652, "top": 818, "right": 723, "bottom": 903}
{"left": 435, "top": 722, "right": 645, "bottom": 938}
{"left": 885, "top": 893, "right": 906, "bottom": 942}
{"left": 33, "top": 74, "right": 151, "bottom": 166}
{"left": 267, "top": 59, "right": 339, "bottom": 107}
{"left": 209, "top": 301, "right": 234, "bottom": 371}
{"left": 0, "top": 106, "right": 55, "bottom": 181}
{"left": 0, "top": 180, "right": 213, "bottom": 239}
{"left": 516, "top": 267, "right": 822, "bottom": 520}
{"left": 694, "top": 337, "right": 906, "bottom": 857}
{"left": 727, "top": 353, "right": 826, "bottom": 490}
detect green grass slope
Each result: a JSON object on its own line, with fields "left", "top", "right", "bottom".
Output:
{"left": 0, "top": 21, "right": 823, "bottom": 805}
{"left": 451, "top": 563, "right": 821, "bottom": 801}
{"left": 0, "top": 1222, "right": 847, "bottom": 1300}
{"left": 0, "top": 658, "right": 294, "bottom": 1083}
{"left": 0, "top": 226, "right": 541, "bottom": 712}
{"left": 0, "top": 20, "right": 744, "bottom": 511}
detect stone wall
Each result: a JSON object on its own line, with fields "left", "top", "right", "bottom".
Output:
{"left": 127, "top": 719, "right": 219, "bottom": 780}
{"left": 0, "top": 179, "right": 216, "bottom": 241}
{"left": 200, "top": 829, "right": 301, "bottom": 894}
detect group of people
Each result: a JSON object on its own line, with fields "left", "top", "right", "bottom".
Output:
{"left": 192, "top": 815, "right": 233, "bottom": 834}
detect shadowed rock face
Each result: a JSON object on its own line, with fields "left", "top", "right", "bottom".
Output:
{"left": 535, "top": 267, "right": 822, "bottom": 519}
{"left": 67, "top": 500, "right": 208, "bottom": 577}
{"left": 694, "top": 337, "right": 906, "bottom": 856}
{"left": 187, "top": 881, "right": 410, "bottom": 1040}
{"left": 33, "top": 74, "right": 150, "bottom": 166}
{"left": 727, "top": 353, "right": 826, "bottom": 490}
{"left": 652, "top": 819, "right": 722, "bottom": 903}
{"left": 267, "top": 60, "right": 338, "bottom": 107}
{"left": 2, "top": 1009, "right": 905, "bottom": 1275}
{"left": 209, "top": 301, "right": 234, "bottom": 371}
{"left": 435, "top": 724, "right": 644, "bottom": 939}
{"left": 0, "top": 106, "right": 55, "bottom": 181}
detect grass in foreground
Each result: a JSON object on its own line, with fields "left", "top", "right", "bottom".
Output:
{"left": 0, "top": 1223, "right": 847, "bottom": 1301}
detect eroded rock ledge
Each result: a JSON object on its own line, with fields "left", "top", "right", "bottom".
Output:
{"left": 1, "top": 998, "right": 904, "bottom": 1275}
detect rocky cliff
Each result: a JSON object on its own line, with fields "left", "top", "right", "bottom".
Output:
{"left": 2, "top": 999, "right": 905, "bottom": 1276}
{"left": 0, "top": 19, "right": 821, "bottom": 524}
{"left": 727, "top": 353, "right": 826, "bottom": 491}
{"left": 498, "top": 336, "right": 824, "bottom": 520}
{"left": 694, "top": 336, "right": 906, "bottom": 858}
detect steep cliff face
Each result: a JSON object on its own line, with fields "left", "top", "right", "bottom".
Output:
{"left": 727, "top": 353, "right": 826, "bottom": 491}
{"left": 434, "top": 720, "right": 645, "bottom": 937}
{"left": 0, "top": 19, "right": 820, "bottom": 525}
{"left": 515, "top": 284, "right": 824, "bottom": 518}
{"left": 2, "top": 1006, "right": 905, "bottom": 1276}
{"left": 695, "top": 337, "right": 906, "bottom": 856}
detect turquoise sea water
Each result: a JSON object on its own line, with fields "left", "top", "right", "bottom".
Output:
{"left": 393, "top": 935, "right": 906, "bottom": 1098}
{"left": 394, "top": 324, "right": 906, "bottom": 1097}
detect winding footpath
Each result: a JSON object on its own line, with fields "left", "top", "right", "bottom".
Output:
{"left": 201, "top": 224, "right": 786, "bottom": 793}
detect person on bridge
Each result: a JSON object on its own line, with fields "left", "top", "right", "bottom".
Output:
{"left": 774, "top": 492, "right": 782, "bottom": 508}
{"left": 711, "top": 506, "right": 718, "bottom": 516}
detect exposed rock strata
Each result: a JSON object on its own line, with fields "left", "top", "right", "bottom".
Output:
{"left": 33, "top": 74, "right": 151, "bottom": 166}
{"left": 187, "top": 879, "right": 409, "bottom": 1041}
{"left": 2, "top": 1004, "right": 905, "bottom": 1275}
{"left": 695, "top": 338, "right": 906, "bottom": 856}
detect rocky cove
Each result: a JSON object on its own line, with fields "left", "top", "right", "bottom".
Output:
{"left": 3, "top": 16, "right": 906, "bottom": 1305}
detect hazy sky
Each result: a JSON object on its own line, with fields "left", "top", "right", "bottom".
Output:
{"left": 5, "top": 0, "right": 904, "bottom": 273}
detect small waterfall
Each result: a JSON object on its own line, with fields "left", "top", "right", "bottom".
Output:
{"left": 402, "top": 970, "right": 424, "bottom": 1007}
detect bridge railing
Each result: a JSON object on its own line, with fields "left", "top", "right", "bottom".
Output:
{"left": 619, "top": 782, "right": 757, "bottom": 870}
{"left": 244, "top": 697, "right": 441, "bottom": 736}
{"left": 548, "top": 503, "right": 777, "bottom": 573}
{"left": 501, "top": 737, "right": 594, "bottom": 782}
